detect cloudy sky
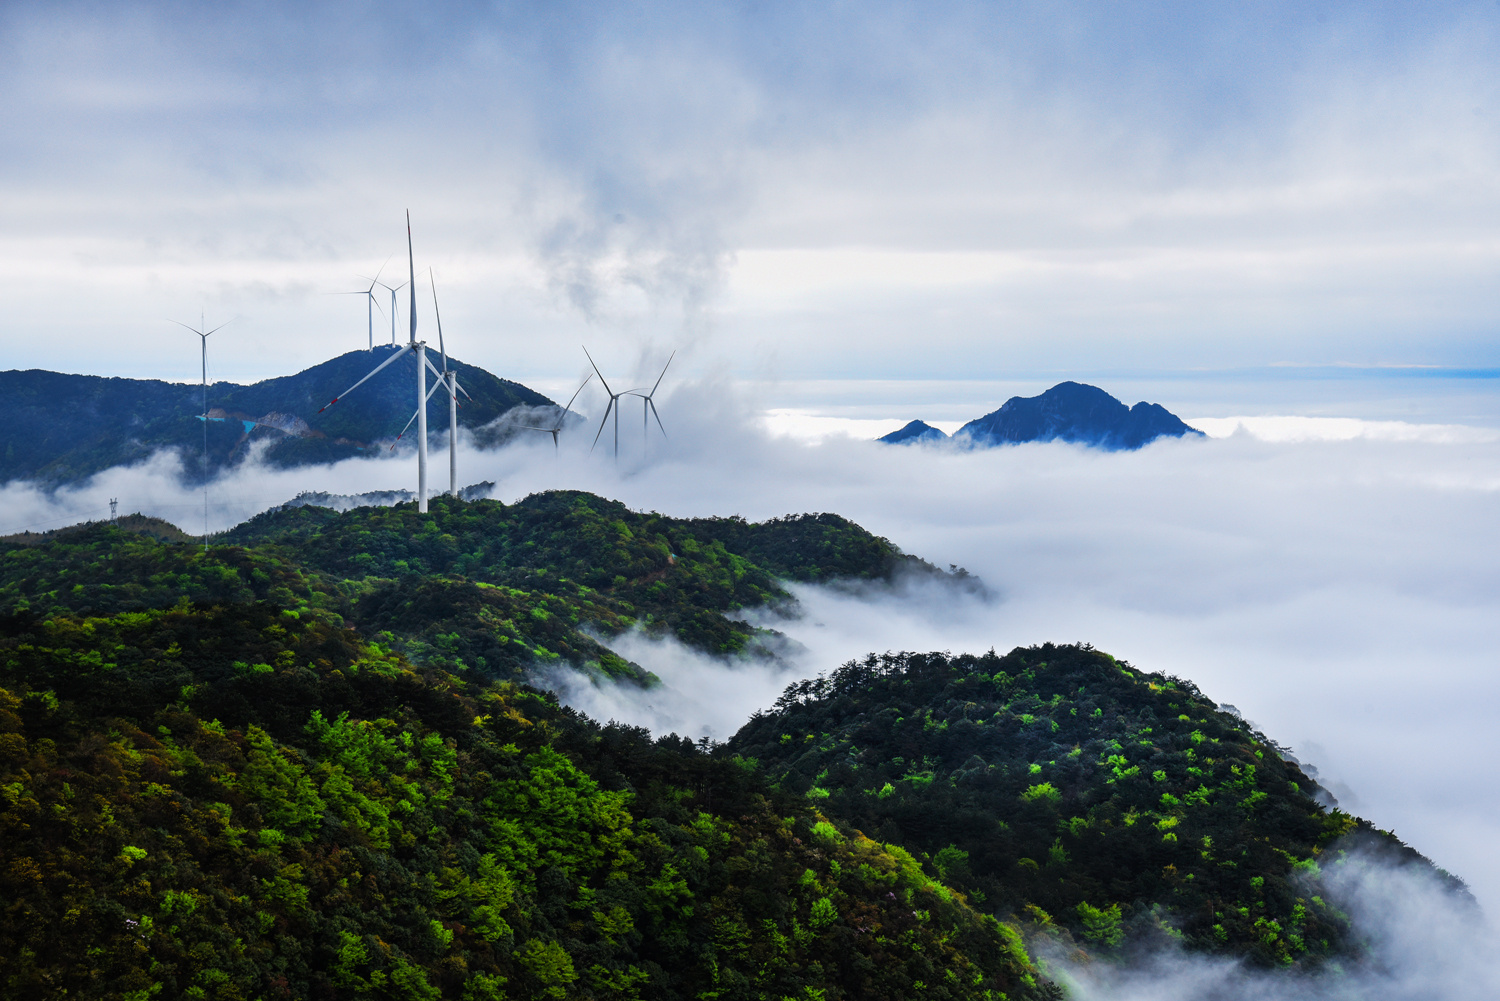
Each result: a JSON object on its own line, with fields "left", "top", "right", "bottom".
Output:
{"left": 2, "top": 0, "right": 1498, "bottom": 415}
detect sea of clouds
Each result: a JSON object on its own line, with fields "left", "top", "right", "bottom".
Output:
{"left": 3, "top": 380, "right": 1499, "bottom": 994}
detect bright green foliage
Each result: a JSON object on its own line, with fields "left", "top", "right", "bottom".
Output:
{"left": 1076, "top": 901, "right": 1125, "bottom": 947}
{"left": 1020, "top": 782, "right": 1061, "bottom": 804}
{"left": 516, "top": 939, "right": 578, "bottom": 998}
{"left": 0, "top": 600, "right": 1048, "bottom": 999}
{"left": 730, "top": 645, "right": 1468, "bottom": 968}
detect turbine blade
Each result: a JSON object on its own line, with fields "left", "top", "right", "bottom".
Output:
{"left": 370, "top": 255, "right": 391, "bottom": 288}
{"left": 649, "top": 350, "right": 675, "bottom": 397}
{"left": 582, "top": 346, "right": 613, "bottom": 397}
{"left": 317, "top": 342, "right": 411, "bottom": 412}
{"left": 429, "top": 268, "right": 447, "bottom": 371}
{"left": 562, "top": 373, "right": 593, "bottom": 414}
{"left": 590, "top": 397, "right": 614, "bottom": 452}
{"left": 423, "top": 353, "right": 446, "bottom": 383}
{"left": 649, "top": 398, "right": 667, "bottom": 438}
{"left": 406, "top": 210, "right": 417, "bottom": 344}
{"left": 391, "top": 407, "right": 421, "bottom": 448}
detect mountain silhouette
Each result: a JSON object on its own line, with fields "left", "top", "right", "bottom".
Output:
{"left": 877, "top": 420, "right": 948, "bottom": 444}
{"left": 957, "top": 381, "right": 1202, "bottom": 450}
{"left": 0, "top": 348, "right": 555, "bottom": 486}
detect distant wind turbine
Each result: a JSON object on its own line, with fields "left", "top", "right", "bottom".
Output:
{"left": 583, "top": 347, "right": 639, "bottom": 461}
{"left": 318, "top": 211, "right": 440, "bottom": 513}
{"left": 627, "top": 350, "right": 674, "bottom": 452}
{"left": 365, "top": 270, "right": 410, "bottom": 346}
{"left": 171, "top": 313, "right": 231, "bottom": 550}
{"left": 335, "top": 258, "right": 390, "bottom": 350}
{"left": 515, "top": 374, "right": 592, "bottom": 453}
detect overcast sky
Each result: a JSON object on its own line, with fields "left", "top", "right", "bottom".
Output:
{"left": 2, "top": 1, "right": 1498, "bottom": 399}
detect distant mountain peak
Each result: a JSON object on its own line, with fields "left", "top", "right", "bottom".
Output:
{"left": 958, "top": 382, "right": 1202, "bottom": 451}
{"left": 878, "top": 420, "right": 948, "bottom": 445}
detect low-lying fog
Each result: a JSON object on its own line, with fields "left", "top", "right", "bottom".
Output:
{"left": 5, "top": 382, "right": 1499, "bottom": 932}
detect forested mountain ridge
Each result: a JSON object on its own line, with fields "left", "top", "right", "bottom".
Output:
{"left": 727, "top": 646, "right": 1468, "bottom": 968}
{"left": 2, "top": 492, "right": 964, "bottom": 686}
{"left": 0, "top": 601, "right": 1049, "bottom": 1000}
{"left": 0, "top": 492, "right": 1467, "bottom": 995}
{"left": 0, "top": 494, "right": 1042, "bottom": 998}
{"left": 0, "top": 349, "right": 554, "bottom": 486}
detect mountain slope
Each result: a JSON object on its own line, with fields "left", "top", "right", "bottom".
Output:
{"left": 727, "top": 646, "right": 1469, "bottom": 967}
{"left": 878, "top": 421, "right": 948, "bottom": 445}
{"left": 958, "top": 382, "right": 1202, "bottom": 450}
{"left": 2, "top": 493, "right": 972, "bottom": 685}
{"left": 0, "top": 349, "right": 555, "bottom": 486}
{"left": 0, "top": 601, "right": 1050, "bottom": 1000}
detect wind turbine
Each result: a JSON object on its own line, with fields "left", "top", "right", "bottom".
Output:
{"left": 171, "top": 313, "right": 231, "bottom": 550}
{"left": 335, "top": 259, "right": 389, "bottom": 350}
{"left": 627, "top": 350, "right": 674, "bottom": 452}
{"left": 515, "top": 374, "right": 592, "bottom": 453}
{"left": 368, "top": 272, "right": 410, "bottom": 346}
{"left": 318, "top": 211, "right": 441, "bottom": 513}
{"left": 390, "top": 269, "right": 472, "bottom": 497}
{"left": 583, "top": 347, "right": 639, "bottom": 461}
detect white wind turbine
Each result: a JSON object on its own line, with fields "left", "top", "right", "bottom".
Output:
{"left": 171, "top": 313, "right": 231, "bottom": 550}
{"left": 627, "top": 351, "right": 674, "bottom": 452}
{"left": 390, "top": 269, "right": 472, "bottom": 497}
{"left": 368, "top": 271, "right": 410, "bottom": 346}
{"left": 515, "top": 374, "right": 592, "bottom": 453}
{"left": 318, "top": 211, "right": 446, "bottom": 513}
{"left": 583, "top": 347, "right": 640, "bottom": 461}
{"left": 335, "top": 259, "right": 389, "bottom": 350}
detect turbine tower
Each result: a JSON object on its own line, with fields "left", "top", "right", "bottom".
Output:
{"left": 317, "top": 211, "right": 443, "bottom": 513}
{"left": 171, "top": 313, "right": 230, "bottom": 550}
{"left": 429, "top": 271, "right": 472, "bottom": 497}
{"left": 627, "top": 350, "right": 674, "bottom": 452}
{"left": 407, "top": 211, "right": 427, "bottom": 512}
{"left": 392, "top": 269, "right": 473, "bottom": 497}
{"left": 371, "top": 272, "right": 410, "bottom": 346}
{"left": 516, "top": 374, "right": 592, "bottom": 453}
{"left": 583, "top": 347, "right": 638, "bottom": 461}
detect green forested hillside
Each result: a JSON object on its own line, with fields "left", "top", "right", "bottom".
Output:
{"left": 727, "top": 647, "right": 1468, "bottom": 967}
{"left": 0, "top": 602, "right": 1046, "bottom": 1000}
{"left": 0, "top": 492, "right": 1468, "bottom": 996}
{"left": 2, "top": 493, "right": 952, "bottom": 687}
